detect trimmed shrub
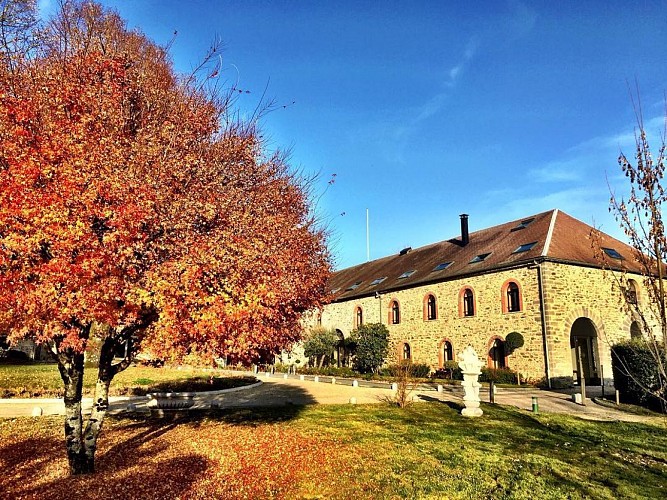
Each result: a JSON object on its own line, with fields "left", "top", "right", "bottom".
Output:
{"left": 505, "top": 332, "right": 524, "bottom": 354}
{"left": 611, "top": 339, "right": 665, "bottom": 411}
{"left": 380, "top": 361, "right": 430, "bottom": 379}
{"left": 480, "top": 367, "right": 518, "bottom": 385}
{"left": 410, "top": 363, "right": 431, "bottom": 378}
{"left": 432, "top": 361, "right": 463, "bottom": 381}
{"left": 296, "top": 366, "right": 357, "bottom": 377}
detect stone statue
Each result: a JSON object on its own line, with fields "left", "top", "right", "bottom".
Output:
{"left": 458, "top": 345, "right": 483, "bottom": 417}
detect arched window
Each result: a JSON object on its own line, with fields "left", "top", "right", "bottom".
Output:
{"left": 317, "top": 312, "right": 322, "bottom": 325}
{"left": 507, "top": 282, "right": 521, "bottom": 312}
{"left": 626, "top": 280, "right": 639, "bottom": 305}
{"left": 402, "top": 342, "right": 411, "bottom": 360}
{"left": 501, "top": 280, "right": 523, "bottom": 313}
{"left": 390, "top": 300, "right": 400, "bottom": 324}
{"left": 355, "top": 306, "right": 363, "bottom": 328}
{"left": 630, "top": 321, "right": 642, "bottom": 339}
{"left": 488, "top": 338, "right": 506, "bottom": 368}
{"left": 442, "top": 341, "right": 453, "bottom": 363}
{"left": 425, "top": 294, "right": 437, "bottom": 320}
{"left": 462, "top": 288, "right": 475, "bottom": 317}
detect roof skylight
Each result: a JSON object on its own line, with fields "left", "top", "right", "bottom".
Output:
{"left": 346, "top": 281, "right": 363, "bottom": 291}
{"left": 469, "top": 252, "right": 491, "bottom": 264}
{"left": 513, "top": 242, "right": 537, "bottom": 253}
{"left": 432, "top": 262, "right": 453, "bottom": 272}
{"left": 330, "top": 287, "right": 340, "bottom": 294}
{"left": 511, "top": 218, "right": 535, "bottom": 231}
{"left": 369, "top": 277, "right": 387, "bottom": 286}
{"left": 398, "top": 270, "right": 416, "bottom": 279}
{"left": 602, "top": 247, "right": 623, "bottom": 260}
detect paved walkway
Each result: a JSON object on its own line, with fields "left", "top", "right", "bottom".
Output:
{"left": 0, "top": 373, "right": 664, "bottom": 425}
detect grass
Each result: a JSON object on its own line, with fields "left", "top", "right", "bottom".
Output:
{"left": 0, "top": 363, "right": 256, "bottom": 398}
{"left": 1, "top": 402, "right": 665, "bottom": 499}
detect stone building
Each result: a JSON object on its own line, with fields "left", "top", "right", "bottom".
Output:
{"left": 312, "top": 209, "right": 656, "bottom": 388}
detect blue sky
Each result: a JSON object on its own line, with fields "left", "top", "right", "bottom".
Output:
{"left": 40, "top": 1, "right": 667, "bottom": 270}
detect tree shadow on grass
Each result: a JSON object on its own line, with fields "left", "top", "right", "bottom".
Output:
{"left": 0, "top": 424, "right": 208, "bottom": 499}
{"left": 1, "top": 385, "right": 318, "bottom": 498}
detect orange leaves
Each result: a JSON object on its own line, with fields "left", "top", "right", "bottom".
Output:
{"left": 0, "top": 1, "right": 331, "bottom": 363}
{"left": 0, "top": 416, "right": 359, "bottom": 499}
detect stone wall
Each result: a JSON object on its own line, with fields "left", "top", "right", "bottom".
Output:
{"left": 310, "top": 261, "right": 660, "bottom": 384}
{"left": 540, "top": 262, "right": 656, "bottom": 386}
{"left": 318, "top": 266, "right": 546, "bottom": 380}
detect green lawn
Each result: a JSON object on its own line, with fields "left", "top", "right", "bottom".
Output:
{"left": 0, "top": 363, "right": 254, "bottom": 398}
{"left": 1, "top": 402, "right": 666, "bottom": 499}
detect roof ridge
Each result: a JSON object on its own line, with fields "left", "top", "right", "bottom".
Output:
{"left": 541, "top": 209, "right": 559, "bottom": 257}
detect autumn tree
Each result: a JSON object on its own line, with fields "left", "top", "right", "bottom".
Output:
{"left": 0, "top": 0, "right": 330, "bottom": 474}
{"left": 608, "top": 97, "right": 667, "bottom": 410}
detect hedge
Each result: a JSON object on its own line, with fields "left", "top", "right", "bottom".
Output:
{"left": 611, "top": 339, "right": 666, "bottom": 412}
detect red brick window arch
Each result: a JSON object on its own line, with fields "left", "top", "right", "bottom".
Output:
{"left": 459, "top": 287, "right": 475, "bottom": 317}
{"left": 389, "top": 299, "right": 400, "bottom": 325}
{"left": 501, "top": 280, "right": 523, "bottom": 313}
{"left": 424, "top": 293, "right": 437, "bottom": 321}
{"left": 354, "top": 306, "right": 363, "bottom": 328}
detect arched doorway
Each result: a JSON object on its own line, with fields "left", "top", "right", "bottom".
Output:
{"left": 488, "top": 338, "right": 507, "bottom": 369}
{"left": 570, "top": 317, "right": 601, "bottom": 385}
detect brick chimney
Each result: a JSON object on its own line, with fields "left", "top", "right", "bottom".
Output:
{"left": 460, "top": 214, "right": 469, "bottom": 246}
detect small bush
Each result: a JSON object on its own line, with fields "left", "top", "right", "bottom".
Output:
{"left": 410, "top": 363, "right": 431, "bottom": 378}
{"left": 480, "top": 367, "right": 518, "bottom": 385}
{"left": 432, "top": 361, "right": 463, "bottom": 381}
{"left": 611, "top": 339, "right": 665, "bottom": 412}
{"left": 297, "top": 366, "right": 356, "bottom": 378}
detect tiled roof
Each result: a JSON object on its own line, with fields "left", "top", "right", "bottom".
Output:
{"left": 327, "top": 209, "right": 641, "bottom": 302}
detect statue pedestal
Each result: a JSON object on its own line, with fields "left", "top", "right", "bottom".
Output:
{"left": 458, "top": 346, "right": 483, "bottom": 417}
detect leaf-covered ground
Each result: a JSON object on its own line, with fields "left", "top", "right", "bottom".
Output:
{"left": 1, "top": 402, "right": 666, "bottom": 499}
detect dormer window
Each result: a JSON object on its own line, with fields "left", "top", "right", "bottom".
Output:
{"left": 513, "top": 242, "right": 537, "bottom": 253}
{"left": 398, "top": 270, "right": 416, "bottom": 279}
{"left": 602, "top": 247, "right": 623, "bottom": 260}
{"left": 469, "top": 253, "right": 491, "bottom": 264}
{"left": 432, "top": 262, "right": 453, "bottom": 272}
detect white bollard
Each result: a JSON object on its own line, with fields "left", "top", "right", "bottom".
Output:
{"left": 299, "top": 375, "right": 305, "bottom": 381}
{"left": 265, "top": 372, "right": 271, "bottom": 378}
{"left": 331, "top": 377, "right": 336, "bottom": 384}
{"left": 349, "top": 397, "right": 357, "bottom": 404}
{"left": 352, "top": 380, "right": 359, "bottom": 387}
{"left": 283, "top": 373, "right": 288, "bottom": 379}
{"left": 31, "top": 407, "right": 43, "bottom": 416}
{"left": 391, "top": 382, "right": 398, "bottom": 391}
{"left": 437, "top": 384, "right": 443, "bottom": 393}
{"left": 314, "top": 376, "right": 319, "bottom": 383}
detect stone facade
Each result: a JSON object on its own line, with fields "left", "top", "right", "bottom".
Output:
{"left": 312, "top": 262, "right": 655, "bottom": 386}
{"left": 299, "top": 210, "right": 661, "bottom": 387}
